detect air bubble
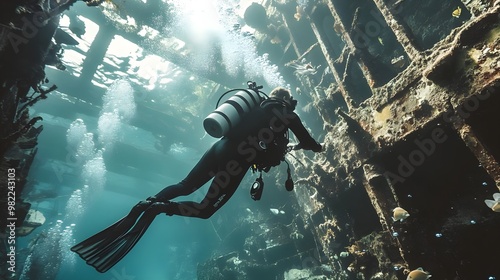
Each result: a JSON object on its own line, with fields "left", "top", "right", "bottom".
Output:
{"left": 482, "top": 182, "right": 488, "bottom": 186}
{"left": 435, "top": 233, "right": 443, "bottom": 238}
{"left": 470, "top": 220, "right": 476, "bottom": 225}
{"left": 392, "top": 232, "right": 399, "bottom": 237}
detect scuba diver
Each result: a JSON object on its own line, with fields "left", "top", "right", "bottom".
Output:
{"left": 71, "top": 82, "right": 322, "bottom": 273}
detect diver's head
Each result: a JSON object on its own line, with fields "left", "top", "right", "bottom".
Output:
{"left": 270, "top": 87, "right": 297, "bottom": 110}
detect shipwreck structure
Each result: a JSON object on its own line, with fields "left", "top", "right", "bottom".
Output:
{"left": 1, "top": 0, "right": 499, "bottom": 279}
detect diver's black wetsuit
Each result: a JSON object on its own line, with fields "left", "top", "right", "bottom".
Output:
{"left": 153, "top": 137, "right": 250, "bottom": 219}
{"left": 152, "top": 101, "right": 321, "bottom": 218}
{"left": 71, "top": 99, "right": 322, "bottom": 273}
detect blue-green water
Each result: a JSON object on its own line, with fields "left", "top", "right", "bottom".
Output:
{"left": 22, "top": 83, "right": 268, "bottom": 279}
{"left": 21, "top": 89, "right": 266, "bottom": 279}
{"left": 16, "top": 1, "right": 326, "bottom": 279}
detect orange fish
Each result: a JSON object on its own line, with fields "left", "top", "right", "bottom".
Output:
{"left": 392, "top": 207, "right": 410, "bottom": 222}
{"left": 407, "top": 267, "right": 431, "bottom": 280}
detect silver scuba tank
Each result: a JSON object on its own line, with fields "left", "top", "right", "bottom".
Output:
{"left": 203, "top": 89, "right": 263, "bottom": 138}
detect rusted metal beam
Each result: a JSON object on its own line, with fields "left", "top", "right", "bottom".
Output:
{"left": 453, "top": 120, "right": 500, "bottom": 190}
{"left": 280, "top": 14, "right": 301, "bottom": 57}
{"left": 371, "top": 0, "right": 421, "bottom": 60}
{"left": 362, "top": 164, "right": 393, "bottom": 232}
{"left": 308, "top": 14, "right": 356, "bottom": 111}
{"left": 362, "top": 163, "right": 409, "bottom": 266}
{"left": 324, "top": 1, "right": 377, "bottom": 93}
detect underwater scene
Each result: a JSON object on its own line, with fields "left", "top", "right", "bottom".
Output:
{"left": 1, "top": 0, "right": 499, "bottom": 280}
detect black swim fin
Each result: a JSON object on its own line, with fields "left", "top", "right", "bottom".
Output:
{"left": 71, "top": 201, "right": 173, "bottom": 273}
{"left": 70, "top": 200, "right": 153, "bottom": 269}
{"left": 85, "top": 210, "right": 157, "bottom": 272}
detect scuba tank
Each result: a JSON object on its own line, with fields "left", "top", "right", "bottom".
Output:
{"left": 203, "top": 81, "right": 267, "bottom": 138}
{"left": 203, "top": 81, "right": 299, "bottom": 200}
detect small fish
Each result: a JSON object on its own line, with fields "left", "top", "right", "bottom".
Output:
{"left": 392, "top": 207, "right": 410, "bottom": 222}
{"left": 270, "top": 208, "right": 285, "bottom": 215}
{"left": 294, "top": 6, "right": 303, "bottom": 21}
{"left": 339, "top": 251, "right": 349, "bottom": 258}
{"left": 484, "top": 192, "right": 500, "bottom": 212}
{"left": 452, "top": 6, "right": 461, "bottom": 18}
{"left": 407, "top": 267, "right": 431, "bottom": 280}
{"left": 377, "top": 37, "right": 384, "bottom": 46}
